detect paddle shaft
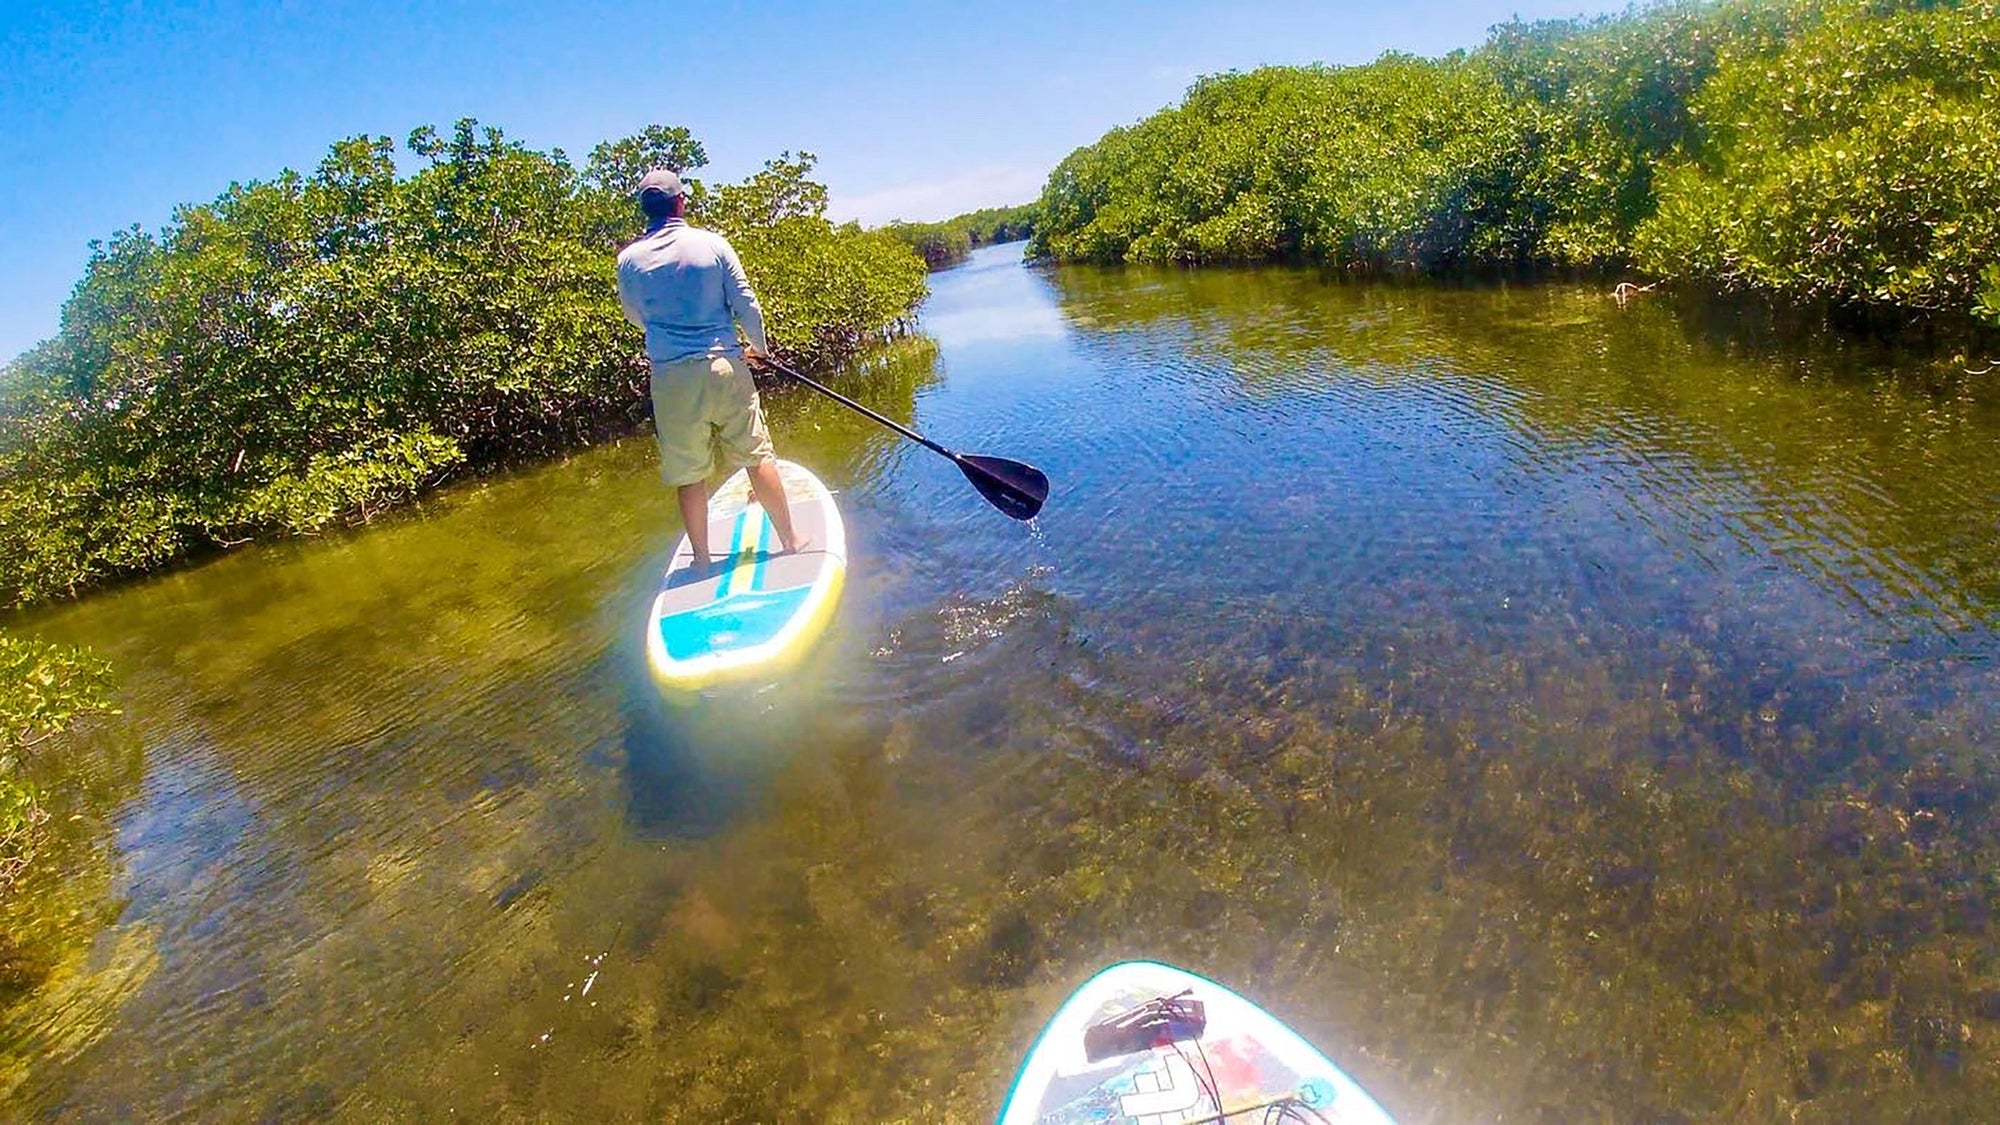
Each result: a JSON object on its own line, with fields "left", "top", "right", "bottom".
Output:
{"left": 756, "top": 354, "right": 1050, "bottom": 521}
{"left": 761, "top": 358, "right": 961, "bottom": 463}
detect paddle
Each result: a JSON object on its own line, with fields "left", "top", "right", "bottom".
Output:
{"left": 757, "top": 356, "right": 1050, "bottom": 521}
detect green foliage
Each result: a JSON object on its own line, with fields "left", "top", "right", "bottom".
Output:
{"left": 0, "top": 123, "right": 929, "bottom": 609}
{"left": 1635, "top": 0, "right": 2000, "bottom": 315}
{"left": 0, "top": 632, "right": 111, "bottom": 753}
{"left": 1033, "top": 59, "right": 1545, "bottom": 269}
{"left": 0, "top": 630, "right": 128, "bottom": 1031}
{"left": 698, "top": 150, "right": 829, "bottom": 231}
{"left": 1481, "top": 0, "right": 1817, "bottom": 263}
{"left": 581, "top": 124, "right": 708, "bottom": 196}
{"left": 226, "top": 430, "right": 466, "bottom": 534}
{"left": 699, "top": 153, "right": 931, "bottom": 356}
{"left": 1, "top": 629, "right": 111, "bottom": 907}
{"left": 1977, "top": 264, "right": 2000, "bottom": 328}
{"left": 1032, "top": 0, "right": 2000, "bottom": 320}
{"left": 882, "top": 204, "right": 1039, "bottom": 271}
{"left": 0, "top": 775, "right": 43, "bottom": 899}
{"left": 954, "top": 203, "right": 1039, "bottom": 246}
{"left": 884, "top": 221, "right": 974, "bottom": 270}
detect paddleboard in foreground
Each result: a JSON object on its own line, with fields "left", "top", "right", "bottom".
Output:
{"left": 646, "top": 459, "right": 846, "bottom": 690}
{"left": 998, "top": 961, "right": 1395, "bottom": 1125}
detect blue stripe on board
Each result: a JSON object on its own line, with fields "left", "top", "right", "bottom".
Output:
{"left": 713, "top": 506, "right": 751, "bottom": 600}
{"left": 657, "top": 585, "right": 815, "bottom": 661}
{"left": 748, "top": 509, "right": 774, "bottom": 592}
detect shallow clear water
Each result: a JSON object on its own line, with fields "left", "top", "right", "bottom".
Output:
{"left": 6, "top": 244, "right": 2000, "bottom": 1121}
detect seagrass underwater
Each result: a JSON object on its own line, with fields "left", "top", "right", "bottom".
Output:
{"left": 6, "top": 246, "right": 1998, "bottom": 1119}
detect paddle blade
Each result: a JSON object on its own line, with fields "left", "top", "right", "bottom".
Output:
{"left": 956, "top": 454, "right": 1049, "bottom": 521}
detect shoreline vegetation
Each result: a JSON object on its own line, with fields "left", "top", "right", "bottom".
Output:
{"left": 885, "top": 203, "right": 1041, "bottom": 271}
{"left": 1028, "top": 0, "right": 2000, "bottom": 332}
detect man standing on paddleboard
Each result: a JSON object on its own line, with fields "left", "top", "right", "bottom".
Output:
{"left": 617, "top": 168, "right": 805, "bottom": 567}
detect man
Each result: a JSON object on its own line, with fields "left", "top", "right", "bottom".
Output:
{"left": 616, "top": 168, "right": 804, "bottom": 568}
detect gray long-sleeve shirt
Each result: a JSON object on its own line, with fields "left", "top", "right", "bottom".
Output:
{"left": 615, "top": 219, "right": 769, "bottom": 363}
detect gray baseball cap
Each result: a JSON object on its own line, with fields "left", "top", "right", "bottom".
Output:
{"left": 637, "top": 169, "right": 687, "bottom": 199}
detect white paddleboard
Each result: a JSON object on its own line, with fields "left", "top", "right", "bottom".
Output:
{"left": 998, "top": 961, "right": 1396, "bottom": 1124}
{"left": 645, "top": 460, "right": 846, "bottom": 689}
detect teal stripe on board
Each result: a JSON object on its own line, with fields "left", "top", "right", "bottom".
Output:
{"left": 657, "top": 586, "right": 815, "bottom": 660}
{"left": 748, "top": 510, "right": 773, "bottom": 592}
{"left": 713, "top": 507, "right": 751, "bottom": 599}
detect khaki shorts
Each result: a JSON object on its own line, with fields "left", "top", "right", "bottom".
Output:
{"left": 649, "top": 354, "right": 775, "bottom": 487}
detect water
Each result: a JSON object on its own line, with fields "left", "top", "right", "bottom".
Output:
{"left": 5, "top": 243, "right": 1999, "bottom": 1121}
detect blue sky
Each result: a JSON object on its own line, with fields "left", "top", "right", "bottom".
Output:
{"left": 1, "top": 0, "right": 1624, "bottom": 363}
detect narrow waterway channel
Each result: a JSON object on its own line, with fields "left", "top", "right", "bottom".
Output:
{"left": 7, "top": 244, "right": 1998, "bottom": 1121}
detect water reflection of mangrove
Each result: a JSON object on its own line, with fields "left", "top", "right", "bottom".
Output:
{"left": 0, "top": 718, "right": 149, "bottom": 1105}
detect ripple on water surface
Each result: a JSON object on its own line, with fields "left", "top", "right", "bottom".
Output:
{"left": 8, "top": 244, "right": 2000, "bottom": 1122}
